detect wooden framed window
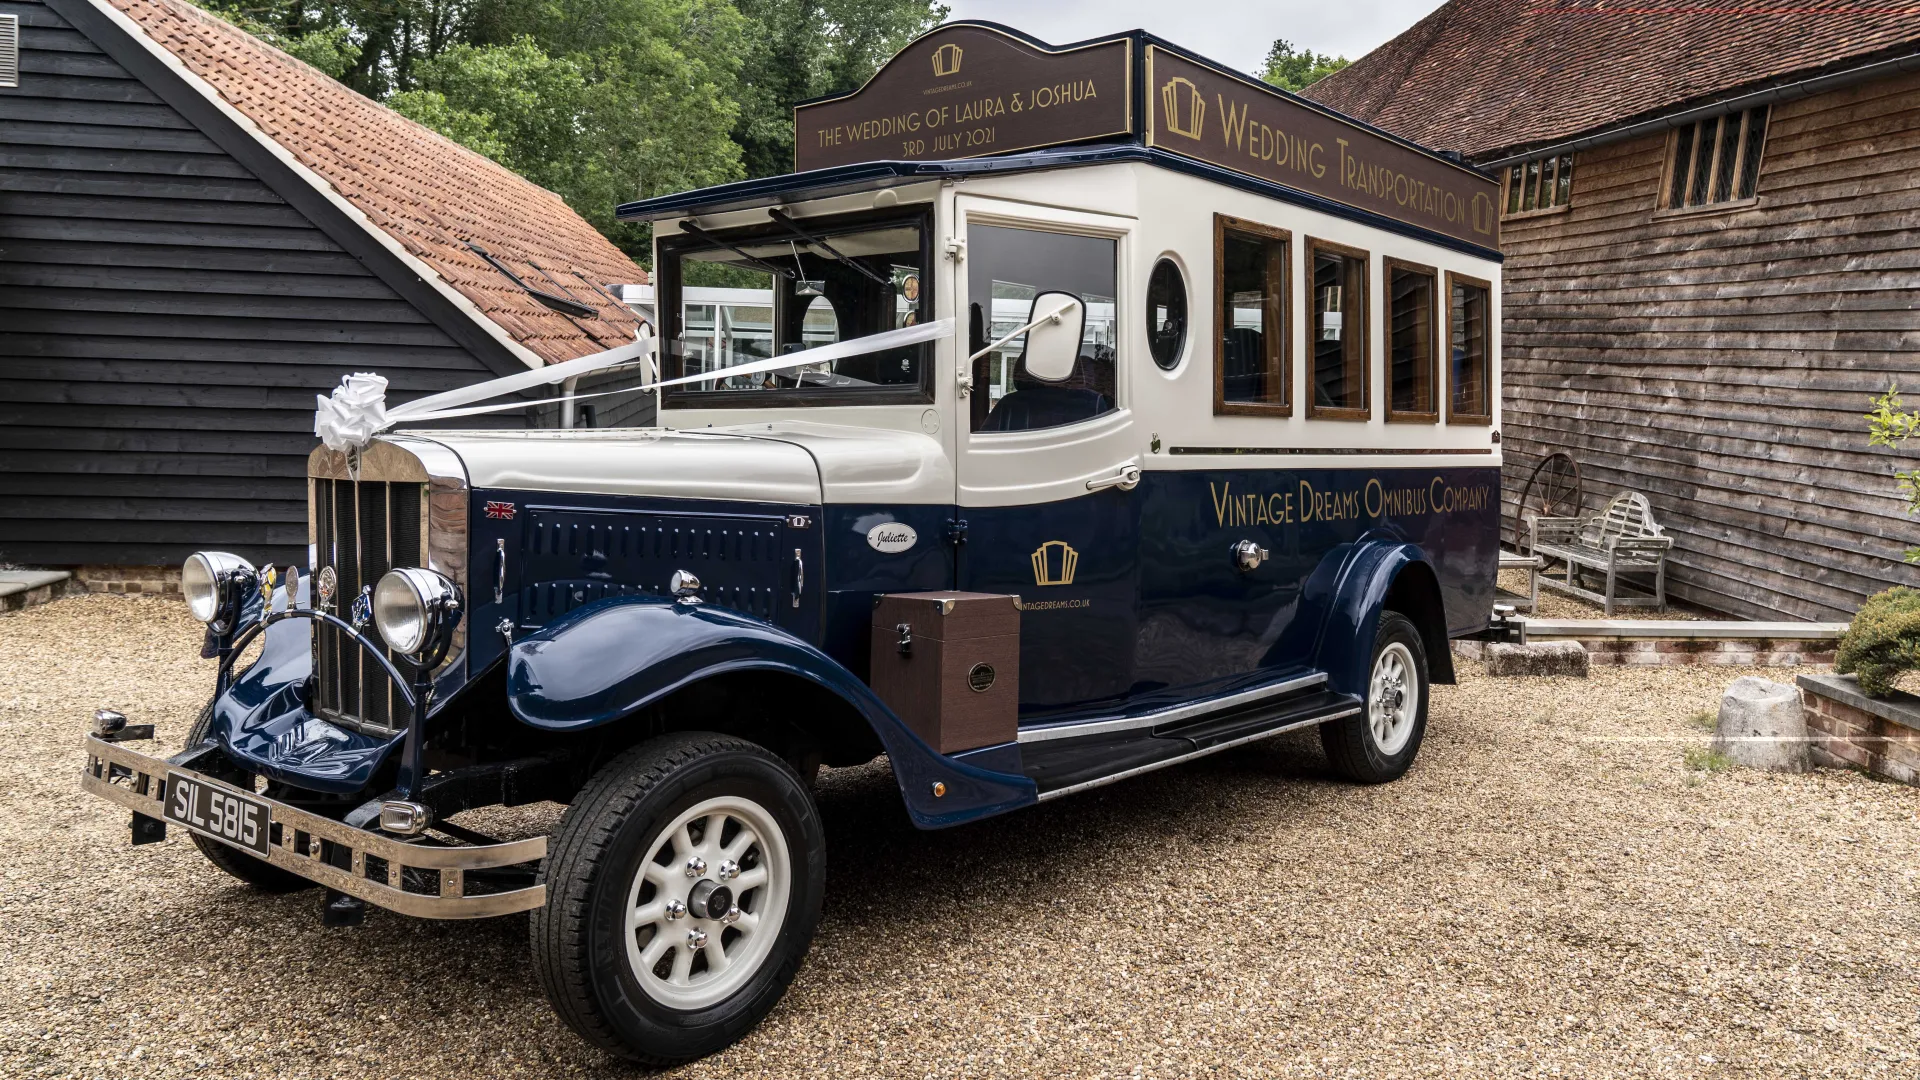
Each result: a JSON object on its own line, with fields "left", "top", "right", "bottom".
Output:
{"left": 1502, "top": 152, "right": 1573, "bottom": 216}
{"left": 1663, "top": 106, "right": 1767, "bottom": 211}
{"left": 1305, "top": 238, "right": 1369, "bottom": 421}
{"left": 1384, "top": 258, "right": 1438, "bottom": 423}
{"left": 1445, "top": 271, "right": 1493, "bottom": 425}
{"left": 1213, "top": 215, "right": 1291, "bottom": 416}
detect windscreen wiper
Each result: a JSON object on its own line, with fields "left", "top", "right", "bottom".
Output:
{"left": 767, "top": 209, "right": 891, "bottom": 287}
{"left": 677, "top": 221, "right": 795, "bottom": 280}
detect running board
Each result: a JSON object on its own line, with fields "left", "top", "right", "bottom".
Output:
{"left": 1023, "top": 688, "right": 1360, "bottom": 801}
{"left": 1016, "top": 672, "right": 1328, "bottom": 744}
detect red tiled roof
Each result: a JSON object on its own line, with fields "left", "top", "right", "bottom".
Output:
{"left": 1303, "top": 0, "right": 1920, "bottom": 159}
{"left": 109, "top": 0, "right": 647, "bottom": 365}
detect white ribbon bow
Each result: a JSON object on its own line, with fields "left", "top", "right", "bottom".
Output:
{"left": 313, "top": 372, "right": 390, "bottom": 454}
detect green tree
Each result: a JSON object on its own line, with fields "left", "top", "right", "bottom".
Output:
{"left": 1260, "top": 38, "right": 1349, "bottom": 92}
{"left": 1867, "top": 385, "right": 1920, "bottom": 562}
{"left": 728, "top": 0, "right": 947, "bottom": 178}
{"left": 188, "top": 0, "right": 950, "bottom": 254}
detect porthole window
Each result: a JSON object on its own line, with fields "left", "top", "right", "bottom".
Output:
{"left": 1146, "top": 258, "right": 1187, "bottom": 371}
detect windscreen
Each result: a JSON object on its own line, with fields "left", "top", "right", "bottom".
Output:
{"left": 659, "top": 215, "right": 930, "bottom": 404}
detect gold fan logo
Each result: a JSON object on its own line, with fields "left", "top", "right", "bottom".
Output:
{"left": 932, "top": 42, "right": 963, "bottom": 78}
{"left": 1470, "top": 191, "right": 1498, "bottom": 236}
{"left": 1160, "top": 77, "right": 1205, "bottom": 140}
{"left": 1030, "top": 540, "right": 1079, "bottom": 586}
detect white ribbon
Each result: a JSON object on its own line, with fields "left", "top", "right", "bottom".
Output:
{"left": 313, "top": 372, "right": 391, "bottom": 454}
{"left": 313, "top": 319, "right": 958, "bottom": 444}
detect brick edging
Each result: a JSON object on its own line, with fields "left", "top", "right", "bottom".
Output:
{"left": 1454, "top": 637, "right": 1836, "bottom": 666}
{"left": 1798, "top": 674, "right": 1919, "bottom": 786}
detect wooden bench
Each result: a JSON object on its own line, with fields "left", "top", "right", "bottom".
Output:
{"left": 1530, "top": 492, "right": 1673, "bottom": 616}
{"left": 1496, "top": 551, "right": 1542, "bottom": 613}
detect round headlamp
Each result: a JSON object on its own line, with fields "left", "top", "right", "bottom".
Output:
{"left": 373, "top": 567, "right": 459, "bottom": 657}
{"left": 181, "top": 551, "right": 255, "bottom": 626}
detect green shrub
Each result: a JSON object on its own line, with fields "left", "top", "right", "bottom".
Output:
{"left": 1836, "top": 586, "right": 1920, "bottom": 697}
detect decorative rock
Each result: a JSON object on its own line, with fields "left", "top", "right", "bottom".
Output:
{"left": 1713, "top": 676, "right": 1810, "bottom": 773}
{"left": 1485, "top": 640, "right": 1589, "bottom": 678}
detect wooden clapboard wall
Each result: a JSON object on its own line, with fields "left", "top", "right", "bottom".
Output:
{"left": 1498, "top": 67, "right": 1920, "bottom": 621}
{"left": 0, "top": 0, "right": 524, "bottom": 569}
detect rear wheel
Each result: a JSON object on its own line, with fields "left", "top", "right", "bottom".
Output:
{"left": 182, "top": 704, "right": 314, "bottom": 893}
{"left": 1320, "top": 610, "right": 1429, "bottom": 783}
{"left": 531, "top": 733, "right": 825, "bottom": 1065}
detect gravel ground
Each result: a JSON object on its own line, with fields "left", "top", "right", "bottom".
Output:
{"left": 3, "top": 594, "right": 1916, "bottom": 1079}
{"left": 1499, "top": 568, "right": 1712, "bottom": 621}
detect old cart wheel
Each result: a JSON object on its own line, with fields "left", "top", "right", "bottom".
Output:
{"left": 1513, "top": 451, "right": 1583, "bottom": 554}
{"left": 532, "top": 733, "right": 825, "bottom": 1066}
{"left": 1320, "top": 611, "right": 1430, "bottom": 784}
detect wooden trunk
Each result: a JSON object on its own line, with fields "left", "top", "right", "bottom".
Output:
{"left": 869, "top": 591, "right": 1020, "bottom": 753}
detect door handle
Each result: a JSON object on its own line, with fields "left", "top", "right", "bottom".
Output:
{"left": 791, "top": 548, "right": 804, "bottom": 609}
{"left": 1086, "top": 464, "right": 1142, "bottom": 492}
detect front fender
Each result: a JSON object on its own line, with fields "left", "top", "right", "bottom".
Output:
{"left": 506, "top": 597, "right": 1037, "bottom": 828}
{"left": 1311, "top": 537, "right": 1441, "bottom": 698}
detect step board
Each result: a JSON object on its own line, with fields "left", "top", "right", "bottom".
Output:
{"left": 1021, "top": 687, "right": 1360, "bottom": 800}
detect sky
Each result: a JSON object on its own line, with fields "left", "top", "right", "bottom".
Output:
{"left": 939, "top": 0, "right": 1445, "bottom": 77}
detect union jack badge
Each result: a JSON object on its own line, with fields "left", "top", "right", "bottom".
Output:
{"left": 484, "top": 500, "right": 516, "bottom": 520}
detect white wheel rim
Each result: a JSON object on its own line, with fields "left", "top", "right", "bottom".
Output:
{"left": 1368, "top": 641, "right": 1419, "bottom": 756}
{"left": 623, "top": 795, "right": 790, "bottom": 1010}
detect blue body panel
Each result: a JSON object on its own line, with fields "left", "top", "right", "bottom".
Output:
{"left": 210, "top": 587, "right": 404, "bottom": 795}
{"left": 506, "top": 597, "right": 1037, "bottom": 827}
{"left": 195, "top": 462, "right": 1496, "bottom": 823}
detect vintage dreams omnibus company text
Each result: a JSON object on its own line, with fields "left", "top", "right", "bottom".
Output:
{"left": 1209, "top": 477, "right": 1495, "bottom": 527}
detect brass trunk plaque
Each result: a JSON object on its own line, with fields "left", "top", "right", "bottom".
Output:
{"left": 1146, "top": 46, "right": 1500, "bottom": 248}
{"left": 795, "top": 24, "right": 1132, "bottom": 172}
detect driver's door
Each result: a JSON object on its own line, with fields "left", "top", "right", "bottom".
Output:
{"left": 951, "top": 198, "right": 1143, "bottom": 723}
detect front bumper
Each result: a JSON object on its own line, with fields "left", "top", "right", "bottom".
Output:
{"left": 81, "top": 735, "right": 546, "bottom": 919}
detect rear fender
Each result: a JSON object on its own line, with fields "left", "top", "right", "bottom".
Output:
{"left": 1311, "top": 537, "right": 1455, "bottom": 697}
{"left": 505, "top": 597, "right": 1037, "bottom": 828}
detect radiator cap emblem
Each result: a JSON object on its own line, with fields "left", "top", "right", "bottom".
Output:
{"left": 866, "top": 522, "right": 918, "bottom": 554}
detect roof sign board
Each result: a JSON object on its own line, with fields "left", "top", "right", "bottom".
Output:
{"left": 1145, "top": 47, "right": 1499, "bottom": 248}
{"left": 795, "top": 25, "right": 1133, "bottom": 173}
{"left": 790, "top": 24, "right": 1501, "bottom": 251}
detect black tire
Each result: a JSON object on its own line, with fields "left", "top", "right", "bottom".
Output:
{"left": 531, "top": 733, "right": 826, "bottom": 1066}
{"left": 181, "top": 704, "right": 316, "bottom": 893}
{"left": 1320, "top": 610, "right": 1430, "bottom": 784}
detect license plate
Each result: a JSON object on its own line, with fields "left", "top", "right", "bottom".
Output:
{"left": 164, "top": 771, "right": 271, "bottom": 858}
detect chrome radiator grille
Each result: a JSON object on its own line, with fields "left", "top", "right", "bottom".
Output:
{"left": 312, "top": 477, "right": 426, "bottom": 733}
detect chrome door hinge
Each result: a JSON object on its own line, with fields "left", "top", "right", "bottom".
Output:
{"left": 945, "top": 519, "right": 969, "bottom": 546}
{"left": 943, "top": 237, "right": 965, "bottom": 262}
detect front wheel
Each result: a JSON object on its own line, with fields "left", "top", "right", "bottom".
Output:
{"left": 1320, "top": 610, "right": 1429, "bottom": 783}
{"left": 182, "top": 703, "right": 314, "bottom": 893}
{"left": 531, "top": 733, "right": 825, "bottom": 1066}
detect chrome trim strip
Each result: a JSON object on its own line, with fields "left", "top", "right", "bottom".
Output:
{"left": 1035, "top": 707, "right": 1360, "bottom": 802}
{"left": 80, "top": 735, "right": 544, "bottom": 919}
{"left": 1016, "top": 672, "right": 1328, "bottom": 744}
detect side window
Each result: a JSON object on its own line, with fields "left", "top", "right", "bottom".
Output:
{"left": 1446, "top": 272, "right": 1493, "bottom": 424}
{"left": 967, "top": 224, "right": 1118, "bottom": 433}
{"left": 1306, "top": 238, "right": 1369, "bottom": 420}
{"left": 1384, "top": 258, "right": 1438, "bottom": 423}
{"left": 1146, "top": 259, "right": 1187, "bottom": 371}
{"left": 1214, "top": 215, "right": 1290, "bottom": 415}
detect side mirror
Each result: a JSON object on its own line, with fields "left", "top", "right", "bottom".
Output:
{"left": 1021, "top": 291, "right": 1085, "bottom": 382}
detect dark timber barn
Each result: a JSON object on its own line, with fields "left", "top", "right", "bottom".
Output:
{"left": 0, "top": 0, "right": 647, "bottom": 579}
{"left": 1305, "top": 1, "right": 1920, "bottom": 622}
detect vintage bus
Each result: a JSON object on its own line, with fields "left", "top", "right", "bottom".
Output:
{"left": 80, "top": 22, "right": 1502, "bottom": 1065}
